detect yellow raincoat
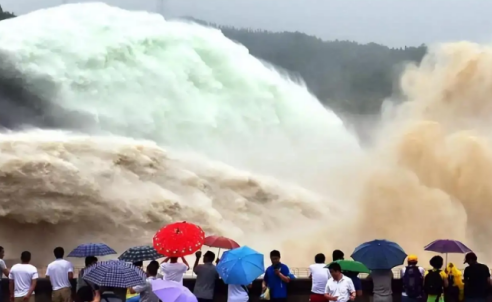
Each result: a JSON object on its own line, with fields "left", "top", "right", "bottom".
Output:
{"left": 126, "top": 288, "right": 139, "bottom": 300}
{"left": 445, "top": 262, "right": 464, "bottom": 301}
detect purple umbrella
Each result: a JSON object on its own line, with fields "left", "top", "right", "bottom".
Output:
{"left": 151, "top": 279, "right": 197, "bottom": 302}
{"left": 424, "top": 239, "right": 472, "bottom": 263}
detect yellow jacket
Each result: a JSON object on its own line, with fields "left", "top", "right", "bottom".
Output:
{"left": 445, "top": 262, "right": 464, "bottom": 301}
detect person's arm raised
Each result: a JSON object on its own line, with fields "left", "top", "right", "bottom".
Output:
{"left": 180, "top": 257, "right": 190, "bottom": 270}
{"left": 193, "top": 251, "right": 202, "bottom": 274}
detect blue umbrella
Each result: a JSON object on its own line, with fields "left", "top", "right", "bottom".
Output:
{"left": 68, "top": 243, "right": 117, "bottom": 257}
{"left": 351, "top": 239, "right": 407, "bottom": 270}
{"left": 83, "top": 260, "right": 146, "bottom": 288}
{"left": 216, "top": 246, "right": 264, "bottom": 285}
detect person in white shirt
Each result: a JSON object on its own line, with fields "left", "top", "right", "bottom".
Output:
{"left": 309, "top": 253, "right": 331, "bottom": 302}
{"left": 9, "top": 251, "right": 38, "bottom": 302}
{"left": 160, "top": 257, "right": 189, "bottom": 284}
{"left": 227, "top": 284, "right": 251, "bottom": 302}
{"left": 130, "top": 261, "right": 160, "bottom": 302}
{"left": 324, "top": 262, "right": 355, "bottom": 302}
{"left": 46, "top": 247, "right": 74, "bottom": 302}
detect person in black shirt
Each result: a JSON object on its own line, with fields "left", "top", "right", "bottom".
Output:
{"left": 463, "top": 252, "right": 491, "bottom": 302}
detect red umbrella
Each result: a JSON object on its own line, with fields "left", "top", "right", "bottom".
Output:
{"left": 153, "top": 221, "right": 205, "bottom": 257}
{"left": 204, "top": 235, "right": 240, "bottom": 250}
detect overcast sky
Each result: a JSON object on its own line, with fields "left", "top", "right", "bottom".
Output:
{"left": 2, "top": 0, "right": 491, "bottom": 47}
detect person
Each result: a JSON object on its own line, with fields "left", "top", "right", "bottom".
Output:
{"left": 332, "top": 250, "right": 361, "bottom": 296}
{"left": 400, "top": 255, "right": 425, "bottom": 302}
{"left": 160, "top": 257, "right": 189, "bottom": 284}
{"left": 8, "top": 251, "right": 38, "bottom": 302}
{"left": 0, "top": 246, "right": 10, "bottom": 302}
{"left": 76, "top": 256, "right": 98, "bottom": 302}
{"left": 463, "top": 252, "right": 491, "bottom": 302}
{"left": 129, "top": 261, "right": 160, "bottom": 302}
{"left": 46, "top": 247, "right": 74, "bottom": 302}
{"left": 445, "top": 262, "right": 463, "bottom": 302}
{"left": 193, "top": 251, "right": 219, "bottom": 302}
{"left": 93, "top": 287, "right": 124, "bottom": 302}
{"left": 126, "top": 262, "right": 143, "bottom": 302}
{"left": 262, "top": 250, "right": 290, "bottom": 302}
{"left": 368, "top": 269, "right": 393, "bottom": 302}
{"left": 324, "top": 262, "right": 355, "bottom": 302}
{"left": 332, "top": 250, "right": 344, "bottom": 262}
{"left": 424, "top": 256, "right": 448, "bottom": 302}
{"left": 227, "top": 283, "right": 252, "bottom": 302}
{"left": 309, "top": 253, "right": 330, "bottom": 302}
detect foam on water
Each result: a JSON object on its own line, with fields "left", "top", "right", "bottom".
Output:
{"left": 0, "top": 3, "right": 361, "bottom": 264}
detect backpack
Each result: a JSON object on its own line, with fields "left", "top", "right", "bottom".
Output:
{"left": 424, "top": 270, "right": 444, "bottom": 296}
{"left": 402, "top": 266, "right": 424, "bottom": 298}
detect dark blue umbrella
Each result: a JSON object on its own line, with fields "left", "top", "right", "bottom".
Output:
{"left": 83, "top": 260, "right": 146, "bottom": 288}
{"left": 351, "top": 239, "right": 407, "bottom": 270}
{"left": 118, "top": 245, "right": 164, "bottom": 262}
{"left": 68, "top": 243, "right": 117, "bottom": 258}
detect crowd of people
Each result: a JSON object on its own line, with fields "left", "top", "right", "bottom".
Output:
{"left": 0, "top": 246, "right": 491, "bottom": 302}
{"left": 307, "top": 250, "right": 491, "bottom": 302}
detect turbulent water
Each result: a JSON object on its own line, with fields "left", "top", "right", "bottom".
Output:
{"left": 0, "top": 3, "right": 490, "bottom": 266}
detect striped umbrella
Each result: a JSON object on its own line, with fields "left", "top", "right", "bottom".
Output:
{"left": 83, "top": 260, "right": 146, "bottom": 288}
{"left": 68, "top": 243, "right": 117, "bottom": 258}
{"left": 119, "top": 245, "right": 164, "bottom": 262}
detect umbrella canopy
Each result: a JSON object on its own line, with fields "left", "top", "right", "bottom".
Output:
{"left": 216, "top": 245, "right": 264, "bottom": 285}
{"left": 153, "top": 221, "right": 205, "bottom": 257}
{"left": 204, "top": 235, "right": 240, "bottom": 250}
{"left": 118, "top": 245, "right": 164, "bottom": 262}
{"left": 152, "top": 279, "right": 197, "bottom": 302}
{"left": 326, "top": 260, "right": 370, "bottom": 274}
{"left": 351, "top": 239, "right": 407, "bottom": 270}
{"left": 83, "top": 260, "right": 146, "bottom": 288}
{"left": 68, "top": 243, "right": 117, "bottom": 258}
{"left": 424, "top": 239, "right": 472, "bottom": 254}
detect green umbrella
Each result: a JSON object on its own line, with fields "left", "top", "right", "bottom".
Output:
{"left": 325, "top": 260, "right": 370, "bottom": 273}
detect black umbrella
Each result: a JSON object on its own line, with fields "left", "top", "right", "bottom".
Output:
{"left": 118, "top": 245, "right": 164, "bottom": 262}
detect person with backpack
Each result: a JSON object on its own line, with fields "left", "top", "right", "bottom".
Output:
{"left": 424, "top": 256, "right": 448, "bottom": 302}
{"left": 400, "top": 255, "right": 425, "bottom": 302}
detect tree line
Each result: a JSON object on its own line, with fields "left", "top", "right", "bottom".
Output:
{"left": 187, "top": 17, "right": 427, "bottom": 115}
{"left": 0, "top": 5, "right": 15, "bottom": 21}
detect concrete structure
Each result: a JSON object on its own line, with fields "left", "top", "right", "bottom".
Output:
{"left": 0, "top": 278, "right": 404, "bottom": 302}
{"left": 2, "top": 278, "right": 491, "bottom": 302}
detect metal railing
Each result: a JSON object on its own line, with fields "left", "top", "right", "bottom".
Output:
{"left": 53, "top": 266, "right": 472, "bottom": 279}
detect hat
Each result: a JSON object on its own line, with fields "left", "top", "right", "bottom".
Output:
{"left": 464, "top": 252, "right": 477, "bottom": 264}
{"left": 408, "top": 254, "right": 418, "bottom": 262}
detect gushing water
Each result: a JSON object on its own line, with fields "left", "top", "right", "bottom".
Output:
{"left": 0, "top": 3, "right": 490, "bottom": 266}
